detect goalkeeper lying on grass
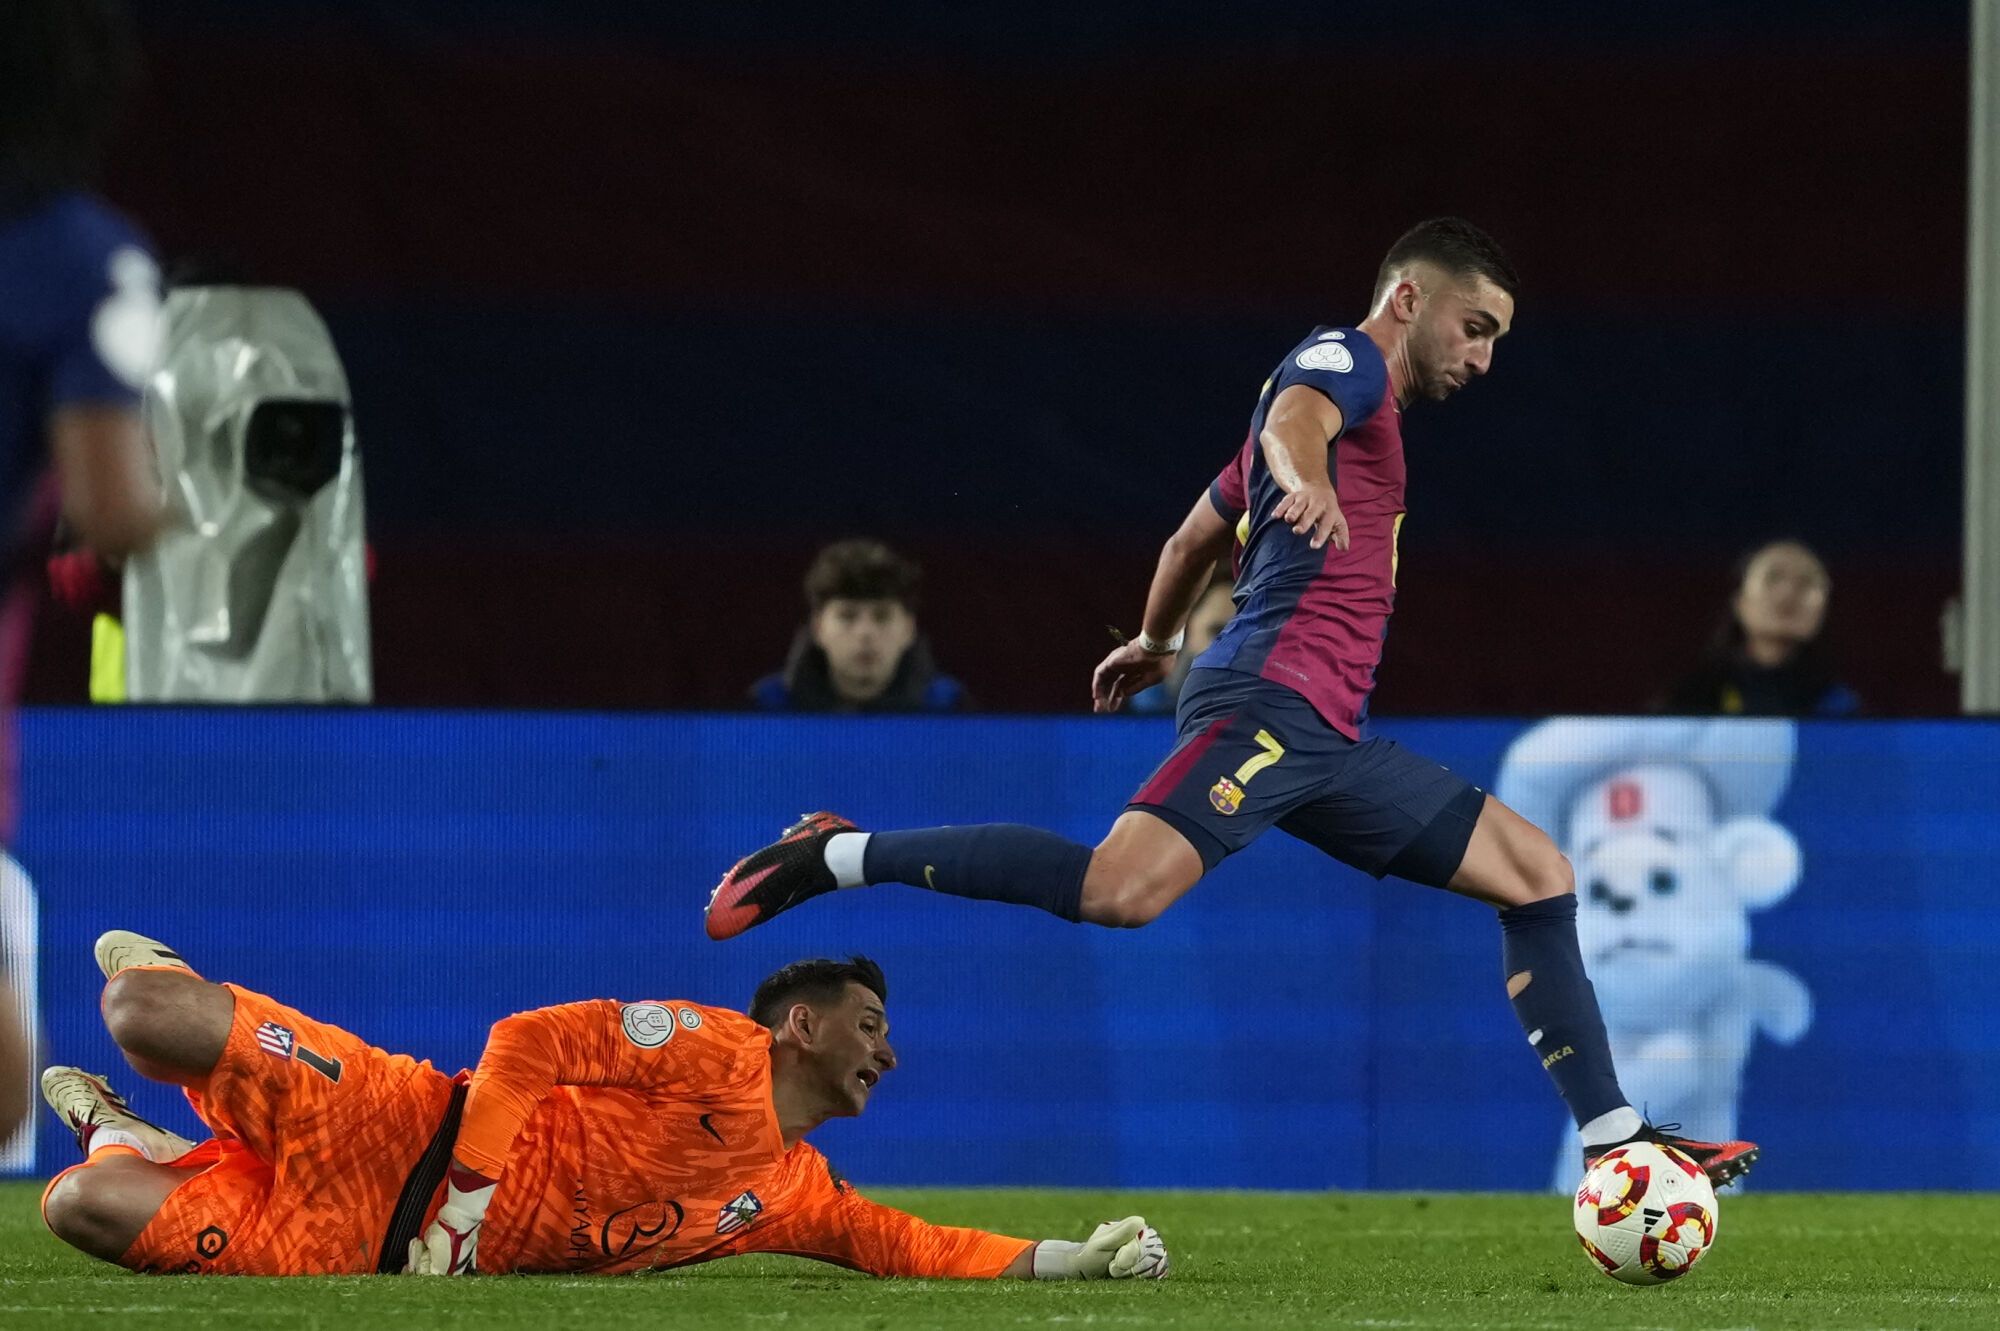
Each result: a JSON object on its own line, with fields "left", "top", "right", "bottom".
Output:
{"left": 39, "top": 934, "right": 1167, "bottom": 1281}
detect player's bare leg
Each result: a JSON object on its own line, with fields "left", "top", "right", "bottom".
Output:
{"left": 100, "top": 965, "right": 233, "bottom": 1087}
{"left": 41, "top": 1062, "right": 199, "bottom": 1263}
{"left": 41, "top": 1143, "right": 185, "bottom": 1262}
{"left": 1445, "top": 794, "right": 1574, "bottom": 908}
{"left": 1075, "top": 811, "right": 1205, "bottom": 928}
{"left": 43, "top": 932, "right": 223, "bottom": 1266}
{"left": 1451, "top": 795, "right": 1758, "bottom": 1186}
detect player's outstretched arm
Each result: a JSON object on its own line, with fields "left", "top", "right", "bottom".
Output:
{"left": 1260, "top": 384, "right": 1348, "bottom": 551}
{"left": 1094, "top": 491, "right": 1234, "bottom": 713}
{"left": 757, "top": 1159, "right": 1167, "bottom": 1280}
{"left": 50, "top": 404, "right": 165, "bottom": 562}
{"left": 1007, "top": 1216, "right": 1170, "bottom": 1281}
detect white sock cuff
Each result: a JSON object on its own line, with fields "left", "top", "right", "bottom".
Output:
{"left": 1579, "top": 1106, "right": 1645, "bottom": 1147}
{"left": 89, "top": 1126, "right": 151, "bottom": 1159}
{"left": 824, "top": 832, "right": 871, "bottom": 889}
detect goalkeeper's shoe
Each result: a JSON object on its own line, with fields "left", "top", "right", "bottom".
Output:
{"left": 1583, "top": 1123, "right": 1759, "bottom": 1189}
{"left": 94, "top": 930, "right": 196, "bottom": 980}
{"left": 705, "top": 812, "right": 856, "bottom": 941}
{"left": 42, "top": 1066, "right": 196, "bottom": 1162}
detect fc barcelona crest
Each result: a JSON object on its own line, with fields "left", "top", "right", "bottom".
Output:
{"left": 1208, "top": 776, "right": 1244, "bottom": 815}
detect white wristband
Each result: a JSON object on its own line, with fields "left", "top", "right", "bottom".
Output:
{"left": 1031, "top": 1239, "right": 1085, "bottom": 1279}
{"left": 1135, "top": 628, "right": 1184, "bottom": 655}
{"left": 440, "top": 1168, "right": 498, "bottom": 1229}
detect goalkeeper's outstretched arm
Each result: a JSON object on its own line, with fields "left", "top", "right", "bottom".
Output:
{"left": 1006, "top": 1215, "right": 1170, "bottom": 1280}
{"left": 754, "top": 1168, "right": 1168, "bottom": 1281}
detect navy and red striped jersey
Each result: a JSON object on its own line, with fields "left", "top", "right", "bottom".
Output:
{"left": 1197, "top": 326, "right": 1403, "bottom": 739}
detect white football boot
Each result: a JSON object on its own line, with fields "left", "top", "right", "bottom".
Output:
{"left": 41, "top": 1066, "right": 195, "bottom": 1162}
{"left": 94, "top": 930, "right": 196, "bottom": 980}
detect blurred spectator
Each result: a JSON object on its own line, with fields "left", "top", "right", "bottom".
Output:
{"left": 751, "top": 540, "right": 966, "bottom": 713}
{"left": 2, "top": 0, "right": 162, "bottom": 1149}
{"left": 1659, "top": 540, "right": 1859, "bottom": 717}
{"left": 1127, "top": 571, "right": 1236, "bottom": 715}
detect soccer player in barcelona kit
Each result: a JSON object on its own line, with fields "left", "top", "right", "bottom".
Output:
{"left": 1, "top": 0, "right": 167, "bottom": 1147}
{"left": 39, "top": 931, "right": 1168, "bottom": 1281}
{"left": 708, "top": 218, "right": 1759, "bottom": 1187}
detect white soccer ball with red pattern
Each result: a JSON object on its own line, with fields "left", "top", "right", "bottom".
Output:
{"left": 1572, "top": 1141, "right": 1719, "bottom": 1285}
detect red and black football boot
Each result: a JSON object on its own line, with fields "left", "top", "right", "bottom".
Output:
{"left": 705, "top": 811, "right": 858, "bottom": 940}
{"left": 1583, "top": 1122, "right": 1760, "bottom": 1189}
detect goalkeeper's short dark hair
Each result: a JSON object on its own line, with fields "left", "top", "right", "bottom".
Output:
{"left": 1373, "top": 217, "right": 1520, "bottom": 302}
{"left": 751, "top": 956, "right": 888, "bottom": 1029}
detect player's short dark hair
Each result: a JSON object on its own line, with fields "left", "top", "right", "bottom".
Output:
{"left": 0, "top": 1, "right": 140, "bottom": 197}
{"left": 804, "top": 539, "right": 922, "bottom": 614}
{"left": 751, "top": 956, "right": 888, "bottom": 1029}
{"left": 1374, "top": 217, "right": 1520, "bottom": 302}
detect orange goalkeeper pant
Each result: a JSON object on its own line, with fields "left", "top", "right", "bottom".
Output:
{"left": 100, "top": 983, "right": 456, "bottom": 1275}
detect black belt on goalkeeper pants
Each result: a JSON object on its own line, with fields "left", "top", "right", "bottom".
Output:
{"left": 376, "top": 1078, "right": 470, "bottom": 1274}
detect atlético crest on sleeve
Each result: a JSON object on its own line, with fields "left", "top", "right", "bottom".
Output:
{"left": 255, "top": 1021, "right": 295, "bottom": 1060}
{"left": 715, "top": 1190, "right": 764, "bottom": 1234}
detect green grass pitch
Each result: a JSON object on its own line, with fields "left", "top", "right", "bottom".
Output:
{"left": 2, "top": 1182, "right": 1994, "bottom": 1330}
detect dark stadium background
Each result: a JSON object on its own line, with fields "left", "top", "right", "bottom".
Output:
{"left": 28, "top": 0, "right": 1966, "bottom": 715}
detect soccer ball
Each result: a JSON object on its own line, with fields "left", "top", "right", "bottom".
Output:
{"left": 1572, "top": 1141, "right": 1719, "bottom": 1285}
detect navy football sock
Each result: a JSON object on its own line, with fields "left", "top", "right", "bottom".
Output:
{"left": 862, "top": 825, "right": 1090, "bottom": 923}
{"left": 1498, "top": 894, "right": 1630, "bottom": 1128}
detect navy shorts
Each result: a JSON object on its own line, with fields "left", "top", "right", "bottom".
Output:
{"left": 1126, "top": 669, "right": 1486, "bottom": 887}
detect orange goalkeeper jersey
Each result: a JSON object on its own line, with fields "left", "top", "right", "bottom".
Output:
{"left": 455, "top": 999, "right": 1030, "bottom": 1278}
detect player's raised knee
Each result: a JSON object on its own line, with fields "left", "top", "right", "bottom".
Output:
{"left": 41, "top": 1157, "right": 170, "bottom": 1265}
{"left": 100, "top": 967, "right": 224, "bottom": 1060}
{"left": 42, "top": 1168, "right": 118, "bottom": 1257}
{"left": 1511, "top": 844, "right": 1575, "bottom": 906}
{"left": 101, "top": 968, "right": 173, "bottom": 1048}
{"left": 1078, "top": 819, "right": 1203, "bottom": 927}
{"left": 1077, "top": 874, "right": 1172, "bottom": 928}
{"left": 1081, "top": 896, "right": 1164, "bottom": 929}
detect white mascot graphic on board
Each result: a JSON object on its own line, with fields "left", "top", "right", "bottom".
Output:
{"left": 1493, "top": 719, "right": 1813, "bottom": 1190}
